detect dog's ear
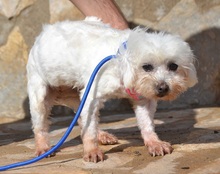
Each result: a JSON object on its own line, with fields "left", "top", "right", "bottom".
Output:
{"left": 119, "top": 28, "right": 146, "bottom": 89}
{"left": 120, "top": 54, "right": 136, "bottom": 89}
{"left": 186, "top": 63, "right": 198, "bottom": 87}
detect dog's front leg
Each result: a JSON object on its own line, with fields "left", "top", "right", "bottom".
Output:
{"left": 80, "top": 96, "right": 104, "bottom": 163}
{"left": 133, "top": 99, "right": 173, "bottom": 156}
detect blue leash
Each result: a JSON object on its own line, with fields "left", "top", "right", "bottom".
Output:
{"left": 0, "top": 55, "right": 116, "bottom": 171}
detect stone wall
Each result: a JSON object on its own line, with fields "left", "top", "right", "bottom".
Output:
{"left": 0, "top": 0, "right": 220, "bottom": 119}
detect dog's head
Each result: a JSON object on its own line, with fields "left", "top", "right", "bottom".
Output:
{"left": 120, "top": 28, "right": 197, "bottom": 101}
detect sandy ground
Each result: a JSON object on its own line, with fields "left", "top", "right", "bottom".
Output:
{"left": 0, "top": 107, "right": 220, "bottom": 174}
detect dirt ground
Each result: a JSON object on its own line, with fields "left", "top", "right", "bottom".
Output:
{"left": 0, "top": 107, "right": 220, "bottom": 174}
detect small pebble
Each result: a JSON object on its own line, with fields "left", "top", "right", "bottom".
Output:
{"left": 134, "top": 151, "right": 141, "bottom": 156}
{"left": 214, "top": 130, "right": 219, "bottom": 134}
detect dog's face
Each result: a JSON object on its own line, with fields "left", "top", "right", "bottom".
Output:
{"left": 134, "top": 58, "right": 193, "bottom": 101}
{"left": 122, "top": 29, "right": 198, "bottom": 101}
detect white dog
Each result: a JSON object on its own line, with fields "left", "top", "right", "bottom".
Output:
{"left": 27, "top": 17, "right": 197, "bottom": 163}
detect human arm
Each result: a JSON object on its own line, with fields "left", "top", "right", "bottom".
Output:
{"left": 70, "top": 0, "right": 129, "bottom": 30}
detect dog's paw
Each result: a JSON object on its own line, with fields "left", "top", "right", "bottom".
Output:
{"left": 83, "top": 148, "right": 104, "bottom": 163}
{"left": 35, "top": 143, "right": 51, "bottom": 156}
{"left": 35, "top": 138, "right": 58, "bottom": 158}
{"left": 146, "top": 140, "right": 173, "bottom": 157}
{"left": 98, "top": 130, "right": 118, "bottom": 145}
{"left": 35, "top": 134, "right": 55, "bottom": 157}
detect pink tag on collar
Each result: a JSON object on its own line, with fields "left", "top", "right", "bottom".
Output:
{"left": 125, "top": 88, "right": 144, "bottom": 100}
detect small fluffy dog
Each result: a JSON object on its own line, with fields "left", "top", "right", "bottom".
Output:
{"left": 27, "top": 17, "right": 197, "bottom": 162}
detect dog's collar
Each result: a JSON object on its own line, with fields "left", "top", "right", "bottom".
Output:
{"left": 117, "top": 41, "right": 127, "bottom": 55}
{"left": 125, "top": 88, "right": 144, "bottom": 101}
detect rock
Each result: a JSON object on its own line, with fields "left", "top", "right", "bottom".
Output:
{"left": 0, "top": 16, "right": 14, "bottom": 45}
{"left": 133, "top": 0, "right": 180, "bottom": 22}
{"left": 115, "top": 0, "right": 134, "bottom": 21}
{"left": 133, "top": 152, "right": 183, "bottom": 174}
{"left": 49, "top": 0, "right": 84, "bottom": 24}
{"left": 188, "top": 158, "right": 220, "bottom": 174}
{"left": 0, "top": 26, "right": 28, "bottom": 119}
{"left": 0, "top": 0, "right": 35, "bottom": 19}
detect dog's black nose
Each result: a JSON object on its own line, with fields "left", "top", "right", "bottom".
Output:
{"left": 156, "top": 82, "right": 169, "bottom": 97}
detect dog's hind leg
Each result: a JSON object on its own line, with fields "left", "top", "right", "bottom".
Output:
{"left": 78, "top": 119, "right": 118, "bottom": 145}
{"left": 97, "top": 130, "right": 118, "bottom": 145}
{"left": 28, "top": 74, "right": 52, "bottom": 156}
{"left": 77, "top": 118, "right": 118, "bottom": 146}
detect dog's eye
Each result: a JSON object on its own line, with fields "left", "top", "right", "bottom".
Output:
{"left": 168, "top": 63, "right": 178, "bottom": 71}
{"left": 142, "top": 64, "right": 154, "bottom": 72}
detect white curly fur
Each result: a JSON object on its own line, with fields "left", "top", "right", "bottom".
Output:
{"left": 27, "top": 17, "right": 197, "bottom": 162}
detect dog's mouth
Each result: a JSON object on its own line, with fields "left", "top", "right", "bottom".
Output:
{"left": 155, "top": 89, "right": 181, "bottom": 101}
{"left": 155, "top": 85, "right": 179, "bottom": 101}
{"left": 156, "top": 93, "right": 176, "bottom": 101}
{"left": 156, "top": 93, "right": 168, "bottom": 98}
{"left": 156, "top": 82, "right": 188, "bottom": 101}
